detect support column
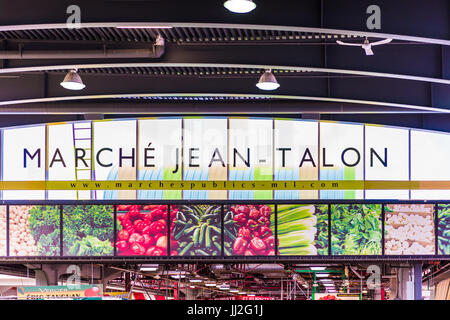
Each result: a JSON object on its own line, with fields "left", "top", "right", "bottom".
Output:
{"left": 125, "top": 272, "right": 131, "bottom": 292}
{"left": 40, "top": 265, "right": 60, "bottom": 285}
{"left": 184, "top": 287, "right": 196, "bottom": 300}
{"left": 414, "top": 263, "right": 423, "bottom": 300}
{"left": 35, "top": 270, "right": 49, "bottom": 286}
{"left": 102, "top": 267, "right": 123, "bottom": 291}
{"left": 396, "top": 265, "right": 415, "bottom": 300}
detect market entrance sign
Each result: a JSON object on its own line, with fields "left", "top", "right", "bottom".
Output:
{"left": 1, "top": 117, "right": 449, "bottom": 200}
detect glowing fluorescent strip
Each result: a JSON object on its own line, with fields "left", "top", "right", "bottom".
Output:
{"left": 116, "top": 26, "right": 173, "bottom": 29}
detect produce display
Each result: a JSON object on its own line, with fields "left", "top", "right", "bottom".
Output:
{"left": 276, "top": 205, "right": 328, "bottom": 256}
{"left": 224, "top": 204, "right": 275, "bottom": 256}
{"left": 0, "top": 206, "right": 5, "bottom": 256}
{"left": 116, "top": 205, "right": 171, "bottom": 256}
{"left": 438, "top": 205, "right": 450, "bottom": 255}
{"left": 63, "top": 205, "right": 114, "bottom": 256}
{"left": 385, "top": 204, "right": 435, "bottom": 255}
{"left": 10, "top": 205, "right": 58, "bottom": 256}
{"left": 171, "top": 205, "right": 222, "bottom": 256}
{"left": 331, "top": 204, "right": 382, "bottom": 255}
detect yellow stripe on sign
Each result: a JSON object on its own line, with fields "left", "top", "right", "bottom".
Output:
{"left": 0, "top": 181, "right": 46, "bottom": 190}
{"left": 0, "top": 180, "right": 449, "bottom": 190}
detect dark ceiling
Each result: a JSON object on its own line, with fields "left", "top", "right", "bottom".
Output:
{"left": 0, "top": 0, "right": 448, "bottom": 131}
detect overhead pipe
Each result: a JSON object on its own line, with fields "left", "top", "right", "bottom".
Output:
{"left": 0, "top": 35, "right": 165, "bottom": 59}
{"left": 0, "top": 47, "right": 164, "bottom": 59}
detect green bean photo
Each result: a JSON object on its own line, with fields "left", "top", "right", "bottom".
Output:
{"left": 171, "top": 205, "right": 222, "bottom": 256}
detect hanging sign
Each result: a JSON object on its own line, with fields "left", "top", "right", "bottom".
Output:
{"left": 0, "top": 117, "right": 449, "bottom": 200}
{"left": 16, "top": 285, "right": 103, "bottom": 299}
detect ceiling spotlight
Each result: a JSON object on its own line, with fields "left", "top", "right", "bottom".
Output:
{"left": 256, "top": 69, "right": 280, "bottom": 91}
{"left": 60, "top": 69, "right": 86, "bottom": 90}
{"left": 205, "top": 281, "right": 216, "bottom": 287}
{"left": 116, "top": 25, "right": 173, "bottom": 29}
{"left": 140, "top": 267, "right": 158, "bottom": 272}
{"left": 224, "top": 0, "right": 256, "bottom": 13}
{"left": 316, "top": 273, "right": 330, "bottom": 278}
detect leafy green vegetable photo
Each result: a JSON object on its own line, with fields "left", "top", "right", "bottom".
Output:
{"left": 315, "top": 205, "right": 329, "bottom": 255}
{"left": 28, "top": 205, "right": 60, "bottom": 256}
{"left": 331, "top": 204, "right": 382, "bottom": 255}
{"left": 438, "top": 204, "right": 450, "bottom": 255}
{"left": 63, "top": 205, "right": 114, "bottom": 256}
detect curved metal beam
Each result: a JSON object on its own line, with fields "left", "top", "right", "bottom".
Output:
{"left": 0, "top": 63, "right": 449, "bottom": 85}
{"left": 0, "top": 93, "right": 448, "bottom": 113}
{"left": 0, "top": 22, "right": 448, "bottom": 46}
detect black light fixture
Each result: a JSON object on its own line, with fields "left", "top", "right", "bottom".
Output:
{"left": 60, "top": 69, "right": 86, "bottom": 90}
{"left": 256, "top": 69, "right": 280, "bottom": 90}
{"left": 224, "top": 0, "right": 256, "bottom": 13}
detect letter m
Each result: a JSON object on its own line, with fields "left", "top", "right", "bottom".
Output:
{"left": 24, "top": 148, "right": 41, "bottom": 168}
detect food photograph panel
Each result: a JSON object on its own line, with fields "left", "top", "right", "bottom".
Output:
{"left": 62, "top": 205, "right": 114, "bottom": 256}
{"left": 385, "top": 204, "right": 435, "bottom": 255}
{"left": 9, "top": 205, "right": 60, "bottom": 257}
{"left": 116, "top": 205, "right": 169, "bottom": 256}
{"left": 0, "top": 206, "right": 5, "bottom": 256}
{"left": 331, "top": 204, "right": 382, "bottom": 255}
{"left": 277, "top": 204, "right": 328, "bottom": 256}
{"left": 170, "top": 205, "right": 222, "bottom": 257}
{"left": 438, "top": 204, "right": 450, "bottom": 255}
{"left": 224, "top": 204, "right": 275, "bottom": 256}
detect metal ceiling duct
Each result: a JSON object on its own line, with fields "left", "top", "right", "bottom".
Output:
{"left": 0, "top": 37, "right": 165, "bottom": 59}
{"left": 0, "top": 48, "right": 164, "bottom": 59}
